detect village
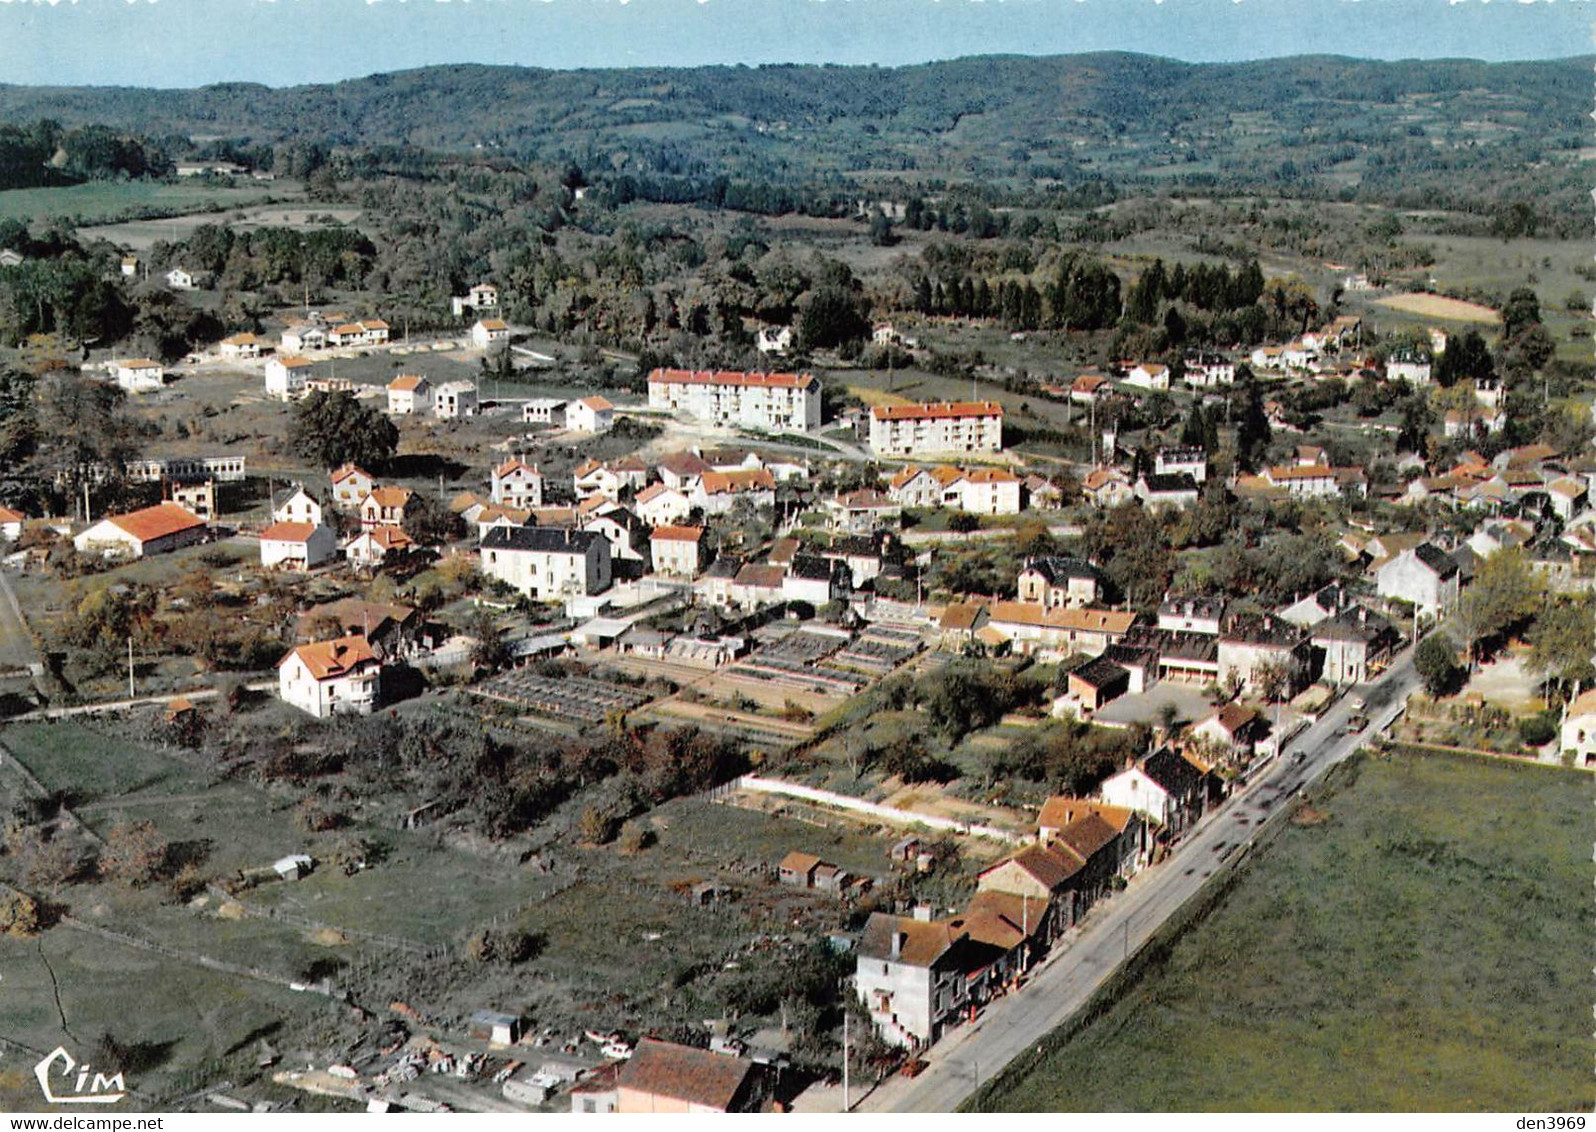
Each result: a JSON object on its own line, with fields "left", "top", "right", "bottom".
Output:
{"left": 0, "top": 232, "right": 1588, "bottom": 1115}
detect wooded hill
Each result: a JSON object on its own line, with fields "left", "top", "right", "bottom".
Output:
{"left": 0, "top": 53, "right": 1586, "bottom": 209}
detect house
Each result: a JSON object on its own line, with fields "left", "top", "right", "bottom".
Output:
{"left": 1158, "top": 595, "right": 1226, "bottom": 635}
{"left": 695, "top": 469, "right": 776, "bottom": 517}
{"left": 635, "top": 484, "right": 693, "bottom": 527}
{"left": 615, "top": 1039, "right": 761, "bottom": 1114}
{"left": 0, "top": 506, "right": 23, "bottom": 542}
{"left": 295, "top": 598, "right": 426, "bottom": 661}
{"left": 647, "top": 368, "right": 821, "bottom": 433}
{"left": 1386, "top": 348, "right": 1432, "bottom": 386}
{"left": 948, "top": 468, "right": 1023, "bottom": 515}
{"left": 491, "top": 457, "right": 544, "bottom": 509}
{"left": 358, "top": 487, "right": 413, "bottom": 530}
{"left": 868, "top": 401, "right": 1003, "bottom": 458}
{"left": 73, "top": 503, "right": 206, "bottom": 559}
{"left": 1070, "top": 374, "right": 1110, "bottom": 405}
{"left": 657, "top": 451, "right": 713, "bottom": 494}
{"left": 110, "top": 359, "right": 165, "bottom": 393}
{"left": 1190, "top": 704, "right": 1267, "bottom": 758}
{"left": 326, "top": 319, "right": 389, "bottom": 348}
{"left": 386, "top": 374, "right": 430, "bottom": 415}
{"left": 218, "top": 333, "right": 262, "bottom": 359}
{"left": 1124, "top": 362, "right": 1170, "bottom": 391}
{"left": 1134, "top": 473, "right": 1200, "bottom": 512}
{"left": 938, "top": 602, "right": 989, "bottom": 650}
{"left": 730, "top": 563, "right": 787, "bottom": 611}
{"left": 1182, "top": 353, "right": 1235, "bottom": 388}
{"left": 522, "top": 398, "right": 566, "bottom": 424}
{"left": 471, "top": 318, "right": 511, "bottom": 350}
{"left": 651, "top": 525, "right": 705, "bottom": 578}
{"left": 1547, "top": 477, "right": 1588, "bottom": 522}
{"left": 783, "top": 554, "right": 849, "bottom": 608}
{"left": 280, "top": 325, "right": 326, "bottom": 353}
{"left": 755, "top": 325, "right": 793, "bottom": 355}
{"left": 1099, "top": 748, "right": 1210, "bottom": 834}
{"left": 1311, "top": 605, "right": 1400, "bottom": 686}
{"left": 1559, "top": 688, "right": 1596, "bottom": 766}
{"left": 451, "top": 283, "right": 499, "bottom": 318}
{"left": 855, "top": 913, "right": 977, "bottom": 1049}
{"left": 1017, "top": 556, "right": 1105, "bottom": 609}
{"left": 1262, "top": 463, "right": 1342, "bottom": 499}
{"left": 569, "top": 1063, "right": 623, "bottom": 1114}
{"left": 985, "top": 602, "right": 1136, "bottom": 658}
{"left": 165, "top": 267, "right": 196, "bottom": 290}
{"left": 274, "top": 854, "right": 313, "bottom": 881}
{"left": 330, "top": 464, "right": 376, "bottom": 510}
{"left": 277, "top": 635, "right": 382, "bottom": 719}
{"left": 1082, "top": 467, "right": 1134, "bottom": 509}
{"left": 1061, "top": 654, "right": 1130, "bottom": 716}
{"left": 565, "top": 395, "right": 614, "bottom": 434}
{"left": 345, "top": 525, "right": 414, "bottom": 568}
{"left": 1218, "top": 612, "right": 1310, "bottom": 697}
{"left": 1154, "top": 446, "right": 1208, "bottom": 484}
{"left": 1374, "top": 542, "right": 1460, "bottom": 620}
{"left": 260, "top": 521, "right": 336, "bottom": 570}
{"left": 433, "top": 381, "right": 478, "bottom": 419}
{"left": 480, "top": 526, "right": 612, "bottom": 600}
{"left": 573, "top": 459, "right": 624, "bottom": 503}
{"left": 120, "top": 256, "right": 137, "bottom": 278}
{"left": 1035, "top": 797, "right": 1146, "bottom": 877}
{"left": 265, "top": 356, "right": 314, "bottom": 400}
{"left": 583, "top": 507, "right": 649, "bottom": 568}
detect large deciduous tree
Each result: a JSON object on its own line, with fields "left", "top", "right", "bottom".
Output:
{"left": 289, "top": 390, "right": 398, "bottom": 471}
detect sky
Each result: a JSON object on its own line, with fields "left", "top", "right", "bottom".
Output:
{"left": 0, "top": 0, "right": 1590, "bottom": 89}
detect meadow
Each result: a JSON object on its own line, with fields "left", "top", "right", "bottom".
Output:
{"left": 969, "top": 750, "right": 1591, "bottom": 1112}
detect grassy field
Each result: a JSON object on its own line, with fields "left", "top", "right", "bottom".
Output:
{"left": 1375, "top": 292, "right": 1501, "bottom": 323}
{"left": 0, "top": 180, "right": 290, "bottom": 228}
{"left": 970, "top": 750, "right": 1591, "bottom": 1112}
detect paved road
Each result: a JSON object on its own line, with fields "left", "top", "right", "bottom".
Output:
{"left": 854, "top": 648, "right": 1420, "bottom": 1114}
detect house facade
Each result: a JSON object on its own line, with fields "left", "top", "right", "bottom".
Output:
{"left": 480, "top": 526, "right": 612, "bottom": 600}
{"left": 277, "top": 635, "right": 382, "bottom": 718}
{"left": 868, "top": 401, "right": 1003, "bottom": 458}
{"left": 647, "top": 368, "right": 821, "bottom": 433}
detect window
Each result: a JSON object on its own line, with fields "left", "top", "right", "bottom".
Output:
{"left": 582, "top": 1100, "right": 596, "bottom": 1114}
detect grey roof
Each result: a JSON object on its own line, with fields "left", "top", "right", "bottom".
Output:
{"left": 1413, "top": 542, "right": 1460, "bottom": 578}
{"left": 482, "top": 526, "right": 604, "bottom": 555}
{"left": 1024, "top": 555, "right": 1104, "bottom": 585}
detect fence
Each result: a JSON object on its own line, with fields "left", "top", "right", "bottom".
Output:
{"left": 730, "top": 775, "right": 1024, "bottom": 843}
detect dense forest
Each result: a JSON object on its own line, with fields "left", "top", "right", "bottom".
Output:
{"left": 0, "top": 53, "right": 1586, "bottom": 215}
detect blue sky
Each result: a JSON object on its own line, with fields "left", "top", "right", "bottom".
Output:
{"left": 0, "top": 0, "right": 1590, "bottom": 88}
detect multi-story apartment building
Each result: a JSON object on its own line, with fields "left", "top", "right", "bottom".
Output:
{"left": 646, "top": 369, "right": 821, "bottom": 433}
{"left": 868, "top": 401, "right": 1003, "bottom": 458}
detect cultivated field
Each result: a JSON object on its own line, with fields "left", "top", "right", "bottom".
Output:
{"left": 970, "top": 750, "right": 1591, "bottom": 1112}
{"left": 1374, "top": 292, "right": 1501, "bottom": 323}
{"left": 0, "top": 180, "right": 294, "bottom": 228}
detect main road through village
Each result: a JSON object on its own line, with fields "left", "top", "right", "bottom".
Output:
{"left": 853, "top": 646, "right": 1421, "bottom": 1113}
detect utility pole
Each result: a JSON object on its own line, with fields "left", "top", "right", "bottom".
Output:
{"left": 841, "top": 1008, "right": 850, "bottom": 1113}
{"left": 127, "top": 635, "right": 135, "bottom": 699}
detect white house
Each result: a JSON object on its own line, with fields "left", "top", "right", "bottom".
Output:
{"left": 0, "top": 507, "right": 23, "bottom": 542}
{"left": 166, "top": 267, "right": 196, "bottom": 291}
{"left": 868, "top": 401, "right": 1003, "bottom": 458}
{"left": 259, "top": 521, "right": 336, "bottom": 570}
{"left": 345, "top": 525, "right": 414, "bottom": 568}
{"left": 272, "top": 485, "right": 324, "bottom": 527}
{"left": 1182, "top": 354, "right": 1235, "bottom": 389}
{"left": 695, "top": 469, "right": 776, "bottom": 517}
{"left": 358, "top": 487, "right": 412, "bottom": 531}
{"left": 452, "top": 283, "right": 499, "bottom": 317}
{"left": 565, "top": 395, "right": 615, "bottom": 434}
{"left": 1098, "top": 748, "right": 1208, "bottom": 833}
{"left": 73, "top": 502, "right": 206, "bottom": 559}
{"left": 386, "top": 374, "right": 430, "bottom": 415}
{"left": 1374, "top": 543, "right": 1460, "bottom": 621}
{"left": 946, "top": 468, "right": 1023, "bottom": 515}
{"left": 1560, "top": 688, "right": 1596, "bottom": 766}
{"left": 277, "top": 635, "right": 382, "bottom": 719}
{"left": 755, "top": 325, "right": 793, "bottom": 355}
{"left": 480, "top": 526, "right": 612, "bottom": 601}
{"left": 218, "top": 333, "right": 262, "bottom": 359}
{"left": 111, "top": 359, "right": 165, "bottom": 393}
{"left": 433, "top": 381, "right": 478, "bottom": 419}
{"left": 635, "top": 484, "right": 692, "bottom": 527}
{"left": 650, "top": 525, "right": 705, "bottom": 578}
{"left": 330, "top": 464, "right": 376, "bottom": 510}
{"left": 491, "top": 456, "right": 544, "bottom": 509}
{"left": 1386, "top": 349, "right": 1432, "bottom": 386}
{"left": 471, "top": 318, "right": 511, "bottom": 350}
{"left": 522, "top": 398, "right": 566, "bottom": 425}
{"left": 265, "top": 356, "right": 314, "bottom": 400}
{"left": 326, "top": 320, "right": 390, "bottom": 348}
{"left": 1123, "top": 362, "right": 1170, "bottom": 391}
{"left": 281, "top": 325, "right": 327, "bottom": 353}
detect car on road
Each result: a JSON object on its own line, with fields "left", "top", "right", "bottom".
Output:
{"left": 901, "top": 1059, "right": 929, "bottom": 1079}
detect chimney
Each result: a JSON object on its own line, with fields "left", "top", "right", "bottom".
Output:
{"left": 912, "top": 904, "right": 932, "bottom": 922}
{"left": 890, "top": 931, "right": 903, "bottom": 960}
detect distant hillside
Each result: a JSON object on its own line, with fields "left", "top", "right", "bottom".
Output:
{"left": 0, "top": 54, "right": 1586, "bottom": 205}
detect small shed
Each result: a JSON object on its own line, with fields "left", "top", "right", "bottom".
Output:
{"left": 778, "top": 851, "right": 822, "bottom": 888}
{"left": 273, "top": 854, "right": 313, "bottom": 881}
{"left": 812, "top": 863, "right": 850, "bottom": 894}
{"left": 888, "top": 835, "right": 921, "bottom": 863}
{"left": 468, "top": 1009, "right": 522, "bottom": 1046}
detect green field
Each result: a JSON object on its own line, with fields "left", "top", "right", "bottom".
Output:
{"left": 0, "top": 180, "right": 286, "bottom": 227}
{"left": 971, "top": 750, "right": 1591, "bottom": 1112}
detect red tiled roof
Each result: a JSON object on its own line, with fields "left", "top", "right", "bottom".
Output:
{"left": 651, "top": 525, "right": 704, "bottom": 543}
{"left": 279, "top": 634, "right": 379, "bottom": 679}
{"left": 104, "top": 503, "right": 205, "bottom": 543}
{"left": 870, "top": 400, "right": 1002, "bottom": 422}
{"left": 261, "top": 521, "right": 317, "bottom": 542}
{"left": 647, "top": 367, "right": 815, "bottom": 391}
